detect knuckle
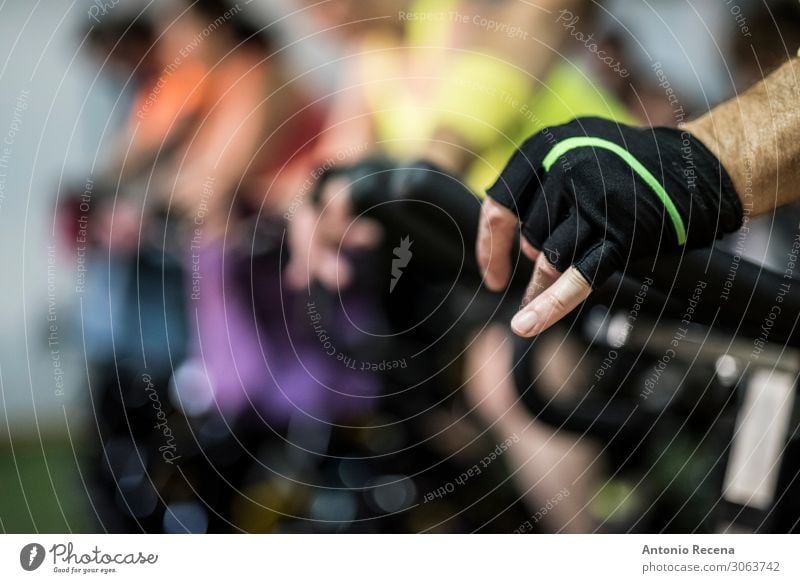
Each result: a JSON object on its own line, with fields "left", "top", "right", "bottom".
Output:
{"left": 566, "top": 267, "right": 592, "bottom": 290}
{"left": 545, "top": 291, "right": 569, "bottom": 313}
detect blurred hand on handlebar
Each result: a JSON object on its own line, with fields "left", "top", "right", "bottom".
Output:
{"left": 286, "top": 174, "right": 382, "bottom": 291}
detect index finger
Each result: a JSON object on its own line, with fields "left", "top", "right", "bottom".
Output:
{"left": 477, "top": 198, "right": 522, "bottom": 291}
{"left": 510, "top": 266, "right": 592, "bottom": 337}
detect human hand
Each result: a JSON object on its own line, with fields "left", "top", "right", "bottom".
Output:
{"left": 477, "top": 117, "right": 743, "bottom": 337}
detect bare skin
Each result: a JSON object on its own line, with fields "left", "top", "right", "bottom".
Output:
{"left": 685, "top": 58, "right": 800, "bottom": 216}
{"left": 478, "top": 57, "right": 800, "bottom": 338}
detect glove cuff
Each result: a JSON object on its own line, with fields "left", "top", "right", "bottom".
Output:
{"left": 657, "top": 126, "right": 744, "bottom": 245}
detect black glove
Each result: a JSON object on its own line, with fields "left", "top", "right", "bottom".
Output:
{"left": 486, "top": 116, "right": 744, "bottom": 286}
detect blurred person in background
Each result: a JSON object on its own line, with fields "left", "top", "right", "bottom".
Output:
{"left": 68, "top": 0, "right": 266, "bottom": 532}
{"left": 68, "top": 0, "right": 383, "bottom": 533}
{"left": 71, "top": 0, "right": 466, "bottom": 534}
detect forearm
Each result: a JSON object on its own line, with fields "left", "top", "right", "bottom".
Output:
{"left": 684, "top": 57, "right": 800, "bottom": 217}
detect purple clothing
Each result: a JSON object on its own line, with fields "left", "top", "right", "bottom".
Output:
{"left": 188, "top": 237, "right": 380, "bottom": 423}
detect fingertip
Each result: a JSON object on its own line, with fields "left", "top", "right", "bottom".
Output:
{"left": 510, "top": 310, "right": 539, "bottom": 337}
{"left": 519, "top": 267, "right": 593, "bottom": 335}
